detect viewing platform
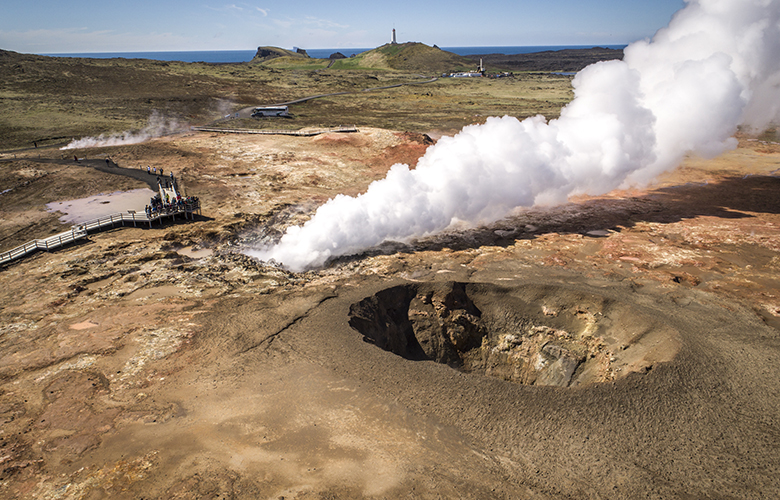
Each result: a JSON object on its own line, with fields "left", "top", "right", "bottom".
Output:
{"left": 0, "top": 199, "right": 201, "bottom": 266}
{"left": 1, "top": 166, "right": 201, "bottom": 266}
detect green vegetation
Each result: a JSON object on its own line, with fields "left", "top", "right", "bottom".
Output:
{"left": 0, "top": 46, "right": 581, "bottom": 150}
{"left": 259, "top": 57, "right": 331, "bottom": 70}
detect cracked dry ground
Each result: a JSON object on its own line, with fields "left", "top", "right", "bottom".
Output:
{"left": 1, "top": 130, "right": 780, "bottom": 499}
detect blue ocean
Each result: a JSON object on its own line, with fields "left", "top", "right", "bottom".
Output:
{"left": 42, "top": 45, "right": 626, "bottom": 63}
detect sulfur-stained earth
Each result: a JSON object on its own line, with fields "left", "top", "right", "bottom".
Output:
{"left": 0, "top": 129, "right": 779, "bottom": 499}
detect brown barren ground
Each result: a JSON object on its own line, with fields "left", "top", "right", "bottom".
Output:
{"left": 0, "top": 50, "right": 779, "bottom": 499}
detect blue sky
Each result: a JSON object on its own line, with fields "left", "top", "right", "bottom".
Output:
{"left": 2, "top": 0, "right": 686, "bottom": 54}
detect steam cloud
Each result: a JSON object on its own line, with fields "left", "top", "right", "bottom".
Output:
{"left": 61, "top": 111, "right": 187, "bottom": 149}
{"left": 249, "top": 0, "right": 780, "bottom": 271}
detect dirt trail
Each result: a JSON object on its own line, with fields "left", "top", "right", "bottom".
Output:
{"left": 19, "top": 157, "right": 160, "bottom": 190}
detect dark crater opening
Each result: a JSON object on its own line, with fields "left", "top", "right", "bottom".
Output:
{"left": 349, "top": 282, "right": 677, "bottom": 387}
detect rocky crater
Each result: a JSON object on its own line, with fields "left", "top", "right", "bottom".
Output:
{"left": 349, "top": 281, "right": 677, "bottom": 387}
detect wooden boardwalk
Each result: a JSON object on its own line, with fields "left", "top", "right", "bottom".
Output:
{"left": 192, "top": 125, "right": 358, "bottom": 136}
{"left": 0, "top": 200, "right": 201, "bottom": 266}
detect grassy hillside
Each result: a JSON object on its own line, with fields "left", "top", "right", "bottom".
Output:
{"left": 258, "top": 57, "right": 330, "bottom": 70}
{"left": 333, "top": 43, "right": 476, "bottom": 72}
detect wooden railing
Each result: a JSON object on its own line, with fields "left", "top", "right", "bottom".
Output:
{"left": 0, "top": 200, "right": 201, "bottom": 266}
{"left": 0, "top": 227, "right": 86, "bottom": 263}
{"left": 192, "top": 126, "right": 357, "bottom": 136}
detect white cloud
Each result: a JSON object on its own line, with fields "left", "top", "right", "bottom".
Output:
{"left": 302, "top": 16, "right": 348, "bottom": 30}
{"left": 205, "top": 3, "right": 243, "bottom": 12}
{"left": 271, "top": 15, "right": 348, "bottom": 33}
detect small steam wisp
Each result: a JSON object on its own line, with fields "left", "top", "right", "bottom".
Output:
{"left": 249, "top": 0, "right": 780, "bottom": 271}
{"left": 61, "top": 111, "right": 187, "bottom": 150}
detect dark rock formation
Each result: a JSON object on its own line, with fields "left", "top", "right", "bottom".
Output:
{"left": 466, "top": 47, "right": 624, "bottom": 73}
{"left": 252, "top": 46, "right": 306, "bottom": 62}
{"left": 348, "top": 285, "right": 426, "bottom": 360}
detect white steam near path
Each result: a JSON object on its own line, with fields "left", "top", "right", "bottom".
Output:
{"left": 249, "top": 0, "right": 780, "bottom": 271}
{"left": 61, "top": 111, "right": 186, "bottom": 150}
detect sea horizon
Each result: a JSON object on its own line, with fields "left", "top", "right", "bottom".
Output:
{"left": 39, "top": 45, "right": 627, "bottom": 63}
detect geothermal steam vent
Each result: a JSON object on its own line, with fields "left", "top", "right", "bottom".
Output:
{"left": 250, "top": 0, "right": 780, "bottom": 272}
{"left": 349, "top": 282, "right": 678, "bottom": 387}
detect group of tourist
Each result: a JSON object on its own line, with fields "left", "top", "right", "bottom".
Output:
{"left": 145, "top": 194, "right": 199, "bottom": 218}
{"left": 145, "top": 166, "right": 175, "bottom": 178}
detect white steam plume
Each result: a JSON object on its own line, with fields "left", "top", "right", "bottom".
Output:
{"left": 61, "top": 111, "right": 187, "bottom": 150}
{"left": 248, "top": 0, "right": 780, "bottom": 271}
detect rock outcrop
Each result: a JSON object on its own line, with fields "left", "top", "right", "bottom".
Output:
{"left": 252, "top": 46, "right": 306, "bottom": 62}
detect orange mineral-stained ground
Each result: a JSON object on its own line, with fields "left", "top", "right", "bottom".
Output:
{"left": 0, "top": 130, "right": 779, "bottom": 499}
